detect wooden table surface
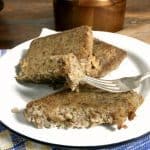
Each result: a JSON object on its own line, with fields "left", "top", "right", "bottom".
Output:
{"left": 0, "top": 0, "right": 150, "bottom": 49}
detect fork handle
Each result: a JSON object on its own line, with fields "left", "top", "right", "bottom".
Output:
{"left": 140, "top": 72, "right": 150, "bottom": 82}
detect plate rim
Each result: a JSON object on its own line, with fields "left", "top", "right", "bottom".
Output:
{"left": 0, "top": 30, "right": 150, "bottom": 147}
{"left": 1, "top": 121, "right": 150, "bottom": 148}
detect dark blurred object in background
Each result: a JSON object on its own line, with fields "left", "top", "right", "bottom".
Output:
{"left": 53, "top": 0, "right": 126, "bottom": 32}
{"left": 0, "top": 0, "right": 4, "bottom": 11}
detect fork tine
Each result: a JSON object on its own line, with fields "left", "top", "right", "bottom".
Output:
{"left": 84, "top": 76, "right": 122, "bottom": 92}
{"left": 98, "top": 78, "right": 118, "bottom": 84}
{"left": 87, "top": 81, "right": 122, "bottom": 92}
{"left": 88, "top": 79, "right": 118, "bottom": 88}
{"left": 92, "top": 82, "right": 121, "bottom": 91}
{"left": 94, "top": 81, "right": 117, "bottom": 87}
{"left": 85, "top": 76, "right": 117, "bottom": 87}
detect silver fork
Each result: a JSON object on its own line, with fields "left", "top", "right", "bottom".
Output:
{"left": 81, "top": 72, "right": 150, "bottom": 93}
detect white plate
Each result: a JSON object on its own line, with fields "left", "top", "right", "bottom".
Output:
{"left": 1, "top": 30, "right": 150, "bottom": 148}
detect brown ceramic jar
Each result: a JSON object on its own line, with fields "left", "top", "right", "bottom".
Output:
{"left": 0, "top": 0, "right": 4, "bottom": 11}
{"left": 53, "top": 0, "right": 126, "bottom": 32}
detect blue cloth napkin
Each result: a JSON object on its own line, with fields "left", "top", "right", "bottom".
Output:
{"left": 0, "top": 49, "right": 150, "bottom": 150}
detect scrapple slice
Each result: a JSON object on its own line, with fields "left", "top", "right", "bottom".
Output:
{"left": 92, "top": 39, "right": 127, "bottom": 77}
{"left": 24, "top": 89, "right": 143, "bottom": 129}
{"left": 16, "top": 26, "right": 93, "bottom": 83}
